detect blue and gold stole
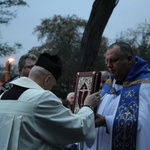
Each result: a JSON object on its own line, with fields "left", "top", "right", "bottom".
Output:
{"left": 101, "top": 56, "right": 150, "bottom": 150}
{"left": 112, "top": 82, "right": 140, "bottom": 150}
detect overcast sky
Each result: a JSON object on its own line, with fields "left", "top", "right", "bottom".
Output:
{"left": 1, "top": 0, "right": 150, "bottom": 65}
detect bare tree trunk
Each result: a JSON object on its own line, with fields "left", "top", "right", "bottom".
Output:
{"left": 79, "top": 0, "right": 119, "bottom": 71}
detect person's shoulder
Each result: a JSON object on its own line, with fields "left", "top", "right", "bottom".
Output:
{"left": 29, "top": 90, "right": 62, "bottom": 108}
{"left": 23, "top": 88, "right": 61, "bottom": 102}
{"left": 42, "top": 90, "right": 61, "bottom": 101}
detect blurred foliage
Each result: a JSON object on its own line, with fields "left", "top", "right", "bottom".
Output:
{"left": 0, "top": 0, "right": 27, "bottom": 25}
{"left": 93, "top": 36, "right": 109, "bottom": 71}
{"left": 0, "top": 0, "right": 27, "bottom": 57}
{"left": 0, "top": 43, "right": 22, "bottom": 57}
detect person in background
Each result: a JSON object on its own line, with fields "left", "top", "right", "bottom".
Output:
{"left": 100, "top": 71, "right": 110, "bottom": 89}
{"left": 79, "top": 41, "right": 150, "bottom": 150}
{"left": 66, "top": 92, "right": 75, "bottom": 105}
{"left": 18, "top": 53, "right": 38, "bottom": 77}
{"left": 0, "top": 53, "right": 37, "bottom": 94}
{"left": 66, "top": 92, "right": 75, "bottom": 111}
{"left": 0, "top": 53, "right": 105, "bottom": 150}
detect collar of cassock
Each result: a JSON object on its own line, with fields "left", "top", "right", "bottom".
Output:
{"left": 101, "top": 56, "right": 150, "bottom": 97}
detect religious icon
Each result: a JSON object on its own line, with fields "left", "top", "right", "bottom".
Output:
{"left": 73, "top": 71, "right": 101, "bottom": 114}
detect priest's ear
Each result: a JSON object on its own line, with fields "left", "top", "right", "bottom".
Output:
{"left": 127, "top": 54, "right": 135, "bottom": 65}
{"left": 44, "top": 74, "right": 56, "bottom": 90}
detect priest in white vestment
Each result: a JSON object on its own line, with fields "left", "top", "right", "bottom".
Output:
{"left": 79, "top": 42, "right": 150, "bottom": 150}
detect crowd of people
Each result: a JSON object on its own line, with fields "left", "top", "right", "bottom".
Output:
{"left": 0, "top": 41, "right": 150, "bottom": 150}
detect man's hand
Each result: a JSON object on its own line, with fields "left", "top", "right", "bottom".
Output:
{"left": 95, "top": 113, "right": 106, "bottom": 127}
{"left": 83, "top": 91, "right": 100, "bottom": 110}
